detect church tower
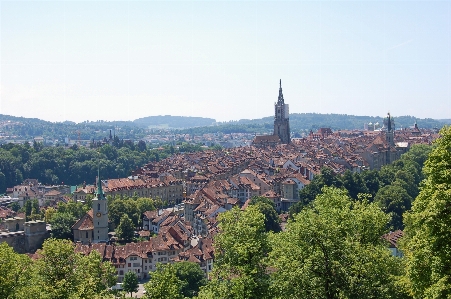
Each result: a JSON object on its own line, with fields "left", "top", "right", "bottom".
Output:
{"left": 274, "top": 79, "right": 291, "bottom": 144}
{"left": 386, "top": 112, "right": 395, "bottom": 147}
{"left": 92, "top": 169, "right": 108, "bottom": 243}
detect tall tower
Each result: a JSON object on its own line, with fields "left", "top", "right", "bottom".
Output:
{"left": 386, "top": 112, "right": 395, "bottom": 147}
{"left": 92, "top": 168, "right": 108, "bottom": 243}
{"left": 274, "top": 79, "right": 291, "bottom": 144}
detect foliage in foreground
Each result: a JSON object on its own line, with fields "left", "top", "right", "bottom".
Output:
{"left": 0, "top": 239, "right": 116, "bottom": 299}
{"left": 402, "top": 126, "right": 451, "bottom": 299}
{"left": 197, "top": 205, "right": 271, "bottom": 299}
{"left": 270, "top": 187, "right": 408, "bottom": 299}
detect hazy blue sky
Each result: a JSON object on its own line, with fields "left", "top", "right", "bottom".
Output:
{"left": 1, "top": 0, "right": 450, "bottom": 123}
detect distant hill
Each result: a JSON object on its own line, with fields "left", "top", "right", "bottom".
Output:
{"left": 177, "top": 113, "right": 449, "bottom": 135}
{"left": 0, "top": 113, "right": 448, "bottom": 142}
{"left": 133, "top": 115, "right": 216, "bottom": 129}
{"left": 229, "top": 113, "right": 448, "bottom": 130}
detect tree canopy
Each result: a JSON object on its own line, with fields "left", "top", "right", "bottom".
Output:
{"left": 123, "top": 271, "right": 139, "bottom": 297}
{"left": 402, "top": 126, "right": 451, "bottom": 298}
{"left": 198, "top": 205, "right": 270, "bottom": 299}
{"left": 270, "top": 187, "right": 407, "bottom": 299}
{"left": 143, "top": 263, "right": 184, "bottom": 299}
{"left": 0, "top": 238, "right": 116, "bottom": 299}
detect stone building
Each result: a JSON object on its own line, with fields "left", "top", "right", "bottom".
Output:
{"left": 253, "top": 79, "right": 291, "bottom": 146}
{"left": 273, "top": 79, "right": 291, "bottom": 144}
{"left": 0, "top": 217, "right": 48, "bottom": 253}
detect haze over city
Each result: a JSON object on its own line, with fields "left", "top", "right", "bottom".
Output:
{"left": 0, "top": 0, "right": 450, "bottom": 123}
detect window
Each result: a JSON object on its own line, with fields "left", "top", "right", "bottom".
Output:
{"left": 119, "top": 270, "right": 123, "bottom": 275}
{"left": 98, "top": 203, "right": 100, "bottom": 211}
{"left": 86, "top": 232, "right": 88, "bottom": 238}
{"left": 144, "top": 266, "right": 147, "bottom": 270}
{"left": 128, "top": 263, "right": 131, "bottom": 267}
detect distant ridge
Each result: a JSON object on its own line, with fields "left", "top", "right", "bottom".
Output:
{"left": 0, "top": 113, "right": 448, "bottom": 141}
{"left": 133, "top": 115, "right": 216, "bottom": 129}
{"left": 176, "top": 113, "right": 449, "bottom": 135}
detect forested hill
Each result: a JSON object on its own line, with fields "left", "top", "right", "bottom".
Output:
{"left": 177, "top": 113, "right": 449, "bottom": 135}
{"left": 0, "top": 113, "right": 448, "bottom": 141}
{"left": 133, "top": 115, "right": 216, "bottom": 128}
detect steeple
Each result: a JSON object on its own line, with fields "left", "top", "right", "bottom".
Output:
{"left": 387, "top": 112, "right": 392, "bottom": 132}
{"left": 96, "top": 166, "right": 105, "bottom": 199}
{"left": 92, "top": 163, "right": 108, "bottom": 243}
{"left": 278, "top": 79, "right": 284, "bottom": 104}
{"left": 274, "top": 79, "right": 290, "bottom": 144}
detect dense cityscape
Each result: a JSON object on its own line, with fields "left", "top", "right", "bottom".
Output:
{"left": 1, "top": 1, "right": 451, "bottom": 298}
{"left": 1, "top": 80, "right": 450, "bottom": 299}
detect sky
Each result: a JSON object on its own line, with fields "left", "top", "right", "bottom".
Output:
{"left": 0, "top": 0, "right": 450, "bottom": 123}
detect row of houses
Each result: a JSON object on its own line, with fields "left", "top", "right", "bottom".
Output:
{"left": 74, "top": 221, "right": 214, "bottom": 281}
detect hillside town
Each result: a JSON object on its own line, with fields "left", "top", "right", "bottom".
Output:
{"left": 0, "top": 82, "right": 438, "bottom": 288}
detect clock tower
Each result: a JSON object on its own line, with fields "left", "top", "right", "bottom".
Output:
{"left": 92, "top": 169, "right": 109, "bottom": 243}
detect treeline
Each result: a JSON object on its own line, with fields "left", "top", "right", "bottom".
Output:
{"left": 178, "top": 113, "right": 448, "bottom": 135}
{"left": 0, "top": 114, "right": 146, "bottom": 141}
{"left": 290, "top": 143, "right": 432, "bottom": 231}
{"left": 43, "top": 194, "right": 161, "bottom": 241}
{"left": 0, "top": 141, "right": 213, "bottom": 193}
{"left": 3, "top": 113, "right": 448, "bottom": 143}
{"left": 134, "top": 115, "right": 216, "bottom": 128}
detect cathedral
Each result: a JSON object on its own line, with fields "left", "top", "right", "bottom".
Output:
{"left": 273, "top": 79, "right": 291, "bottom": 144}
{"left": 252, "top": 79, "right": 291, "bottom": 147}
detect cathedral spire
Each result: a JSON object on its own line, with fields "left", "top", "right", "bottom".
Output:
{"left": 387, "top": 112, "right": 392, "bottom": 132}
{"left": 278, "top": 79, "right": 284, "bottom": 104}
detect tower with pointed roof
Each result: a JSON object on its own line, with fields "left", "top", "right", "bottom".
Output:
{"left": 274, "top": 79, "right": 291, "bottom": 144}
{"left": 386, "top": 112, "right": 395, "bottom": 147}
{"left": 92, "top": 168, "right": 109, "bottom": 243}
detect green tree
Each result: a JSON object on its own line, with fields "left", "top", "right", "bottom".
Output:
{"left": 23, "top": 200, "right": 32, "bottom": 219}
{"left": 27, "top": 238, "right": 116, "bottom": 299}
{"left": 49, "top": 212, "right": 76, "bottom": 239}
{"left": 198, "top": 206, "right": 270, "bottom": 299}
{"left": 136, "top": 197, "right": 156, "bottom": 215}
{"left": 123, "top": 270, "right": 139, "bottom": 298}
{"left": 393, "top": 170, "right": 418, "bottom": 199}
{"left": 116, "top": 214, "right": 135, "bottom": 242}
{"left": 33, "top": 238, "right": 79, "bottom": 299}
{"left": 109, "top": 197, "right": 140, "bottom": 227}
{"left": 374, "top": 185, "right": 412, "bottom": 230}
{"left": 7, "top": 201, "right": 21, "bottom": 212}
{"left": 249, "top": 196, "right": 281, "bottom": 232}
{"left": 341, "top": 170, "right": 369, "bottom": 200}
{"left": 0, "top": 171, "right": 6, "bottom": 194}
{"left": 361, "top": 169, "right": 380, "bottom": 198}
{"left": 144, "top": 263, "right": 184, "bottom": 299}
{"left": 270, "top": 187, "right": 407, "bottom": 299}
{"left": 72, "top": 250, "right": 117, "bottom": 298}
{"left": 172, "top": 261, "right": 207, "bottom": 297}
{"left": 401, "top": 143, "right": 432, "bottom": 169}
{"left": 402, "top": 126, "right": 451, "bottom": 298}
{"left": 0, "top": 243, "right": 32, "bottom": 299}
